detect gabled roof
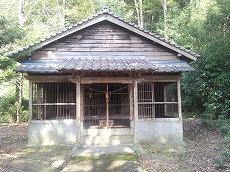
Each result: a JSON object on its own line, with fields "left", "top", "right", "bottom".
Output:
{"left": 8, "top": 7, "right": 198, "bottom": 61}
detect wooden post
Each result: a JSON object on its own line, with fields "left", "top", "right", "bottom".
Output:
{"left": 129, "top": 84, "right": 133, "bottom": 121}
{"left": 57, "top": 83, "right": 59, "bottom": 118}
{"left": 80, "top": 86, "right": 84, "bottom": 130}
{"left": 163, "top": 86, "right": 167, "bottom": 116}
{"left": 44, "top": 86, "right": 47, "bottom": 120}
{"left": 151, "top": 83, "right": 155, "bottom": 118}
{"left": 29, "top": 81, "right": 33, "bottom": 122}
{"left": 177, "top": 80, "right": 182, "bottom": 119}
{"left": 106, "top": 84, "right": 109, "bottom": 129}
{"left": 76, "top": 80, "right": 81, "bottom": 143}
{"left": 37, "top": 84, "right": 41, "bottom": 119}
{"left": 133, "top": 79, "right": 139, "bottom": 143}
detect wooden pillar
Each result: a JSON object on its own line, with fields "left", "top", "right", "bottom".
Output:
{"left": 76, "top": 80, "right": 81, "bottom": 143}
{"left": 133, "top": 79, "right": 139, "bottom": 143}
{"left": 163, "top": 85, "right": 167, "bottom": 116}
{"left": 151, "top": 83, "right": 155, "bottom": 118}
{"left": 80, "top": 86, "right": 84, "bottom": 130}
{"left": 37, "top": 84, "right": 41, "bottom": 119}
{"left": 177, "top": 80, "right": 182, "bottom": 119}
{"left": 29, "top": 81, "right": 33, "bottom": 122}
{"left": 129, "top": 84, "right": 134, "bottom": 121}
{"left": 106, "top": 84, "right": 109, "bottom": 128}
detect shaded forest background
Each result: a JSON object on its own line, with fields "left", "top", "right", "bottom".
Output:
{"left": 0, "top": 0, "right": 229, "bottom": 123}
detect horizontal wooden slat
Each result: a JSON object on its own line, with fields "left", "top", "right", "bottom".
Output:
{"left": 33, "top": 103, "right": 76, "bottom": 105}
{"left": 58, "top": 39, "right": 151, "bottom": 44}
{"left": 54, "top": 47, "right": 156, "bottom": 52}
{"left": 31, "top": 54, "right": 177, "bottom": 61}
{"left": 47, "top": 43, "right": 155, "bottom": 48}
{"left": 138, "top": 102, "right": 178, "bottom": 104}
{"left": 31, "top": 22, "right": 178, "bottom": 61}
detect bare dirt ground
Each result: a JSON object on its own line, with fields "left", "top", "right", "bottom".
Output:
{"left": 138, "top": 119, "right": 229, "bottom": 172}
{"left": 0, "top": 119, "right": 228, "bottom": 172}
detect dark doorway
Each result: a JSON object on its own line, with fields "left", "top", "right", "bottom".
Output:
{"left": 83, "top": 83, "right": 130, "bottom": 128}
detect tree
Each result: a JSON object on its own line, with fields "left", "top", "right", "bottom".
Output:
{"left": 0, "top": 16, "right": 25, "bottom": 123}
{"left": 180, "top": 0, "right": 230, "bottom": 119}
{"left": 134, "top": 0, "right": 143, "bottom": 27}
{"left": 162, "top": 0, "right": 167, "bottom": 38}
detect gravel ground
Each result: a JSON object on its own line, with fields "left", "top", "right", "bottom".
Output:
{"left": 138, "top": 119, "right": 229, "bottom": 172}
{"left": 0, "top": 119, "right": 228, "bottom": 172}
{"left": 181, "top": 119, "right": 229, "bottom": 171}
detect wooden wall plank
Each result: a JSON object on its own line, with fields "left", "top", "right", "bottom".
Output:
{"left": 32, "top": 22, "right": 178, "bottom": 61}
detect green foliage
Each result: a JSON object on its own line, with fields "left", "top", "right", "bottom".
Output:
{"left": 214, "top": 156, "right": 224, "bottom": 168}
{"left": 179, "top": 0, "right": 230, "bottom": 119}
{"left": 0, "top": 95, "right": 17, "bottom": 123}
{"left": 0, "top": 94, "right": 28, "bottom": 123}
{"left": 0, "top": 16, "right": 25, "bottom": 53}
{"left": 214, "top": 150, "right": 230, "bottom": 169}
{"left": 0, "top": 57, "right": 17, "bottom": 83}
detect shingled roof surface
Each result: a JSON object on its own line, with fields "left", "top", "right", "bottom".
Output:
{"left": 58, "top": 57, "right": 156, "bottom": 72}
{"left": 8, "top": 7, "right": 199, "bottom": 60}
{"left": 15, "top": 58, "right": 194, "bottom": 73}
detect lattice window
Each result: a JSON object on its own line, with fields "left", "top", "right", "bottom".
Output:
{"left": 32, "top": 82, "right": 76, "bottom": 120}
{"left": 138, "top": 82, "right": 178, "bottom": 119}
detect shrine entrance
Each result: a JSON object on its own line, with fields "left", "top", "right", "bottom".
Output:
{"left": 83, "top": 83, "right": 130, "bottom": 128}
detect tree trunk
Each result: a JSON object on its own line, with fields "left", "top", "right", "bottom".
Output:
{"left": 134, "top": 0, "right": 143, "bottom": 27}
{"left": 162, "top": 0, "right": 167, "bottom": 38}
{"left": 18, "top": 0, "right": 25, "bottom": 26}
{"left": 134, "top": 0, "right": 140, "bottom": 26}
{"left": 15, "top": 74, "right": 23, "bottom": 123}
{"left": 57, "top": 0, "right": 66, "bottom": 29}
{"left": 139, "top": 0, "right": 143, "bottom": 27}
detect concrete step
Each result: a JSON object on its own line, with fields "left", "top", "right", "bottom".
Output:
{"left": 72, "top": 144, "right": 136, "bottom": 157}
{"left": 81, "top": 135, "right": 134, "bottom": 145}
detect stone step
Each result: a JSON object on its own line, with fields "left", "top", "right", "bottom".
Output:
{"left": 81, "top": 135, "right": 134, "bottom": 145}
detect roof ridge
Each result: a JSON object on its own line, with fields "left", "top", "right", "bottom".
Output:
{"left": 8, "top": 6, "right": 199, "bottom": 59}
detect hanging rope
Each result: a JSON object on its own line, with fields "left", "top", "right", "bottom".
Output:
{"left": 82, "top": 84, "right": 106, "bottom": 93}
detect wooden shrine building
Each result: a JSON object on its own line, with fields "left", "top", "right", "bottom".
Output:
{"left": 11, "top": 7, "right": 197, "bottom": 145}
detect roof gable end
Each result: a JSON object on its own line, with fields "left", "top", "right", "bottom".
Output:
{"left": 9, "top": 7, "right": 198, "bottom": 61}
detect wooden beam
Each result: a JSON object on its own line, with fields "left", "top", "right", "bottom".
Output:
{"left": 26, "top": 75, "right": 72, "bottom": 82}
{"left": 76, "top": 80, "right": 81, "bottom": 143}
{"left": 138, "top": 75, "right": 181, "bottom": 83}
{"left": 80, "top": 77, "right": 133, "bottom": 84}
{"left": 133, "top": 79, "right": 139, "bottom": 143}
